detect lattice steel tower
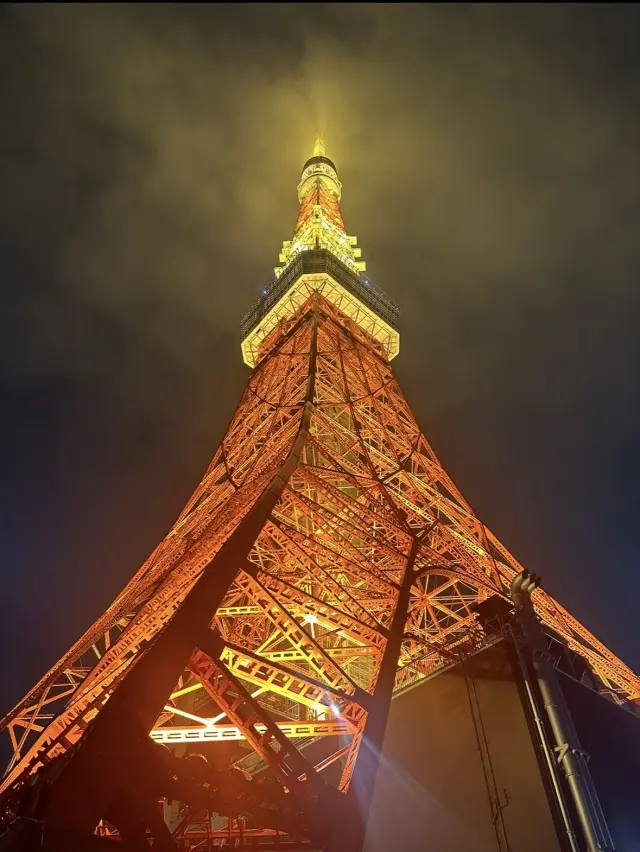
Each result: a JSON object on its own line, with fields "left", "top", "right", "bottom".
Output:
{"left": 0, "top": 138, "right": 637, "bottom": 851}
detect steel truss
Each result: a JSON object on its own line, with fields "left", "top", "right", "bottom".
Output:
{"left": 2, "top": 294, "right": 638, "bottom": 799}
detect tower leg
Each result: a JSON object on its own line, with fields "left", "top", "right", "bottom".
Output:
{"left": 328, "top": 539, "right": 420, "bottom": 852}
{"left": 20, "top": 320, "right": 321, "bottom": 840}
{"left": 36, "top": 486, "right": 297, "bottom": 836}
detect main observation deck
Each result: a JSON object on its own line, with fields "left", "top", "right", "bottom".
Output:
{"left": 241, "top": 250, "right": 400, "bottom": 367}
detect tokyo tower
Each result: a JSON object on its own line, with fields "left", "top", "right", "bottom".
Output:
{"left": 0, "top": 138, "right": 638, "bottom": 852}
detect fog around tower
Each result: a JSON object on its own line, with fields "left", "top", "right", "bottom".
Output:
{"left": 2, "top": 5, "right": 637, "bottom": 390}
{"left": 0, "top": 4, "right": 639, "bottom": 714}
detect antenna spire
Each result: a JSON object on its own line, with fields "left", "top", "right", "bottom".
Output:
{"left": 313, "top": 135, "right": 326, "bottom": 157}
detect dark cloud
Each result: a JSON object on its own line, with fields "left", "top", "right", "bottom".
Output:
{"left": 1, "top": 4, "right": 639, "bottom": 710}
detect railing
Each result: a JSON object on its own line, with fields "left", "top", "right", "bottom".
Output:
{"left": 240, "top": 250, "right": 400, "bottom": 341}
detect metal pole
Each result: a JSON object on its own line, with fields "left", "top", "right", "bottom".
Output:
{"left": 510, "top": 571, "right": 614, "bottom": 852}
{"left": 508, "top": 621, "right": 580, "bottom": 852}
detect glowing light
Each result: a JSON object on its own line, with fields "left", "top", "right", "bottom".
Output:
{"left": 313, "top": 135, "right": 326, "bottom": 157}
{"left": 311, "top": 702, "right": 329, "bottom": 720}
{"left": 241, "top": 272, "right": 399, "bottom": 368}
{"left": 304, "top": 614, "right": 318, "bottom": 624}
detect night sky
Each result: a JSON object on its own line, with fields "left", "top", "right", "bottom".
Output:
{"left": 1, "top": 3, "right": 639, "bottom": 723}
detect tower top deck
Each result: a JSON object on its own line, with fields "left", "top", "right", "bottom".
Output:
{"left": 240, "top": 139, "right": 400, "bottom": 367}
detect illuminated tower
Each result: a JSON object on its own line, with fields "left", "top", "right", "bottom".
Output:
{"left": 0, "top": 138, "right": 638, "bottom": 851}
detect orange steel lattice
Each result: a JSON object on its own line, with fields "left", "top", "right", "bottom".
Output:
{"left": 1, "top": 138, "right": 639, "bottom": 846}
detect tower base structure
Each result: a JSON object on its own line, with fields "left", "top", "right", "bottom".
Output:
{"left": 364, "top": 628, "right": 639, "bottom": 852}
{"left": 1, "top": 606, "right": 637, "bottom": 851}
